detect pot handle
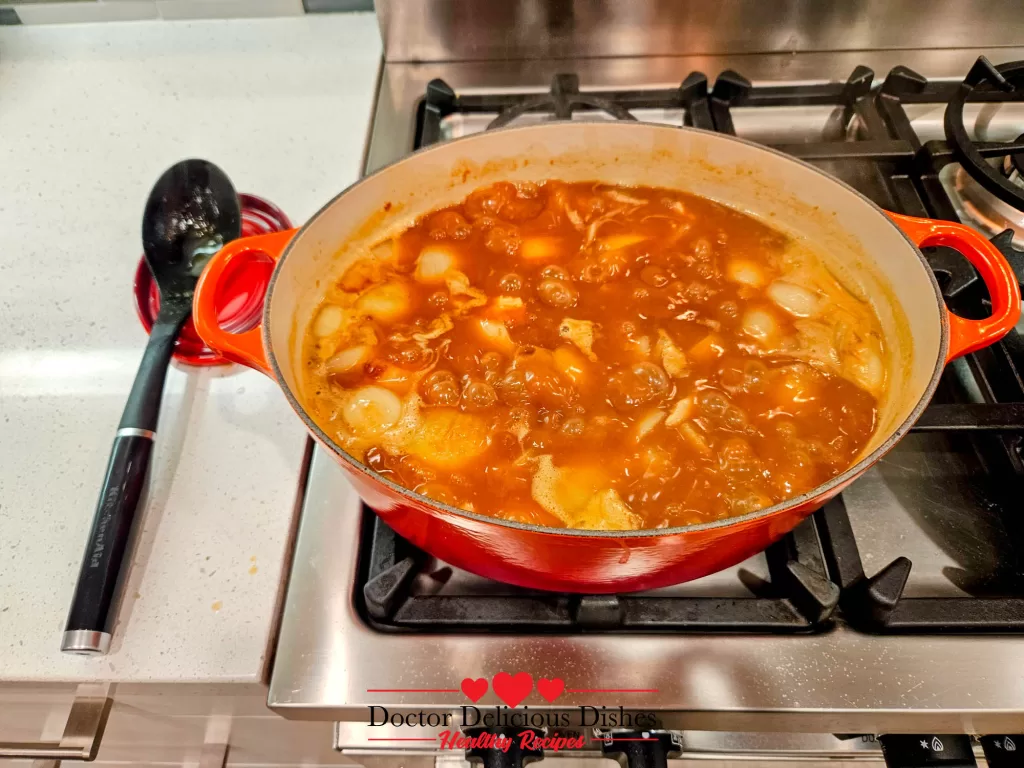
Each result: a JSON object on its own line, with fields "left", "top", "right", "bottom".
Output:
{"left": 887, "top": 212, "right": 1021, "bottom": 362}
{"left": 193, "top": 228, "right": 298, "bottom": 375}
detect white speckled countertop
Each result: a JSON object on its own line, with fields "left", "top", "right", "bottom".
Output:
{"left": 0, "top": 14, "right": 381, "bottom": 682}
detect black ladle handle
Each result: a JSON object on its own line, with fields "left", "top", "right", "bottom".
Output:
{"left": 62, "top": 315, "right": 183, "bottom": 654}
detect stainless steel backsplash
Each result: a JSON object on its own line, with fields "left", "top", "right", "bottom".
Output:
{"left": 376, "top": 0, "right": 1024, "bottom": 62}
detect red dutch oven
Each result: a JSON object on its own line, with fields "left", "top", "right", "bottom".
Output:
{"left": 193, "top": 123, "right": 1020, "bottom": 593}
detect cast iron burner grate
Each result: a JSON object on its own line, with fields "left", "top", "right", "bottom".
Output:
{"left": 356, "top": 62, "right": 1024, "bottom": 635}
{"left": 359, "top": 505, "right": 838, "bottom": 632}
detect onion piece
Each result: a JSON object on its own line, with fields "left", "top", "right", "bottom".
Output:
{"left": 727, "top": 260, "right": 766, "bottom": 288}
{"left": 475, "top": 317, "right": 517, "bottom": 355}
{"left": 603, "top": 189, "right": 647, "bottom": 206}
{"left": 767, "top": 280, "right": 821, "bottom": 317}
{"left": 632, "top": 409, "right": 666, "bottom": 443}
{"left": 356, "top": 281, "right": 411, "bottom": 323}
{"left": 599, "top": 232, "right": 650, "bottom": 251}
{"left": 342, "top": 386, "right": 402, "bottom": 436}
{"left": 414, "top": 244, "right": 456, "bottom": 283}
{"left": 677, "top": 421, "right": 712, "bottom": 456}
{"left": 843, "top": 344, "right": 886, "bottom": 396}
{"left": 665, "top": 396, "right": 694, "bottom": 427}
{"left": 312, "top": 304, "right": 344, "bottom": 337}
{"left": 325, "top": 345, "right": 372, "bottom": 375}
{"left": 370, "top": 239, "right": 395, "bottom": 261}
{"left": 741, "top": 307, "right": 779, "bottom": 344}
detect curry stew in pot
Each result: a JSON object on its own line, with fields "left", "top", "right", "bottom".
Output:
{"left": 299, "top": 181, "right": 886, "bottom": 531}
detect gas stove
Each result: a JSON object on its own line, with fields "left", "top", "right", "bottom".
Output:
{"left": 268, "top": 14, "right": 1024, "bottom": 767}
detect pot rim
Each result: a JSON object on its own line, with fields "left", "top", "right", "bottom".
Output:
{"left": 262, "top": 121, "right": 949, "bottom": 540}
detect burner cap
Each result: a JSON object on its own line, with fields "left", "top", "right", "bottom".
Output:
{"left": 133, "top": 193, "right": 291, "bottom": 366}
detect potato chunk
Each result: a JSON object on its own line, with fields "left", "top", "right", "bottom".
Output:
{"left": 520, "top": 236, "right": 564, "bottom": 261}
{"left": 552, "top": 344, "right": 589, "bottom": 386}
{"left": 405, "top": 408, "right": 490, "bottom": 470}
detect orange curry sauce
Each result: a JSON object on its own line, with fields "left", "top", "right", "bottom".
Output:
{"left": 301, "top": 181, "right": 883, "bottom": 531}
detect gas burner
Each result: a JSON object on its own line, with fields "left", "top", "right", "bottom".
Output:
{"left": 944, "top": 57, "right": 1024, "bottom": 243}
{"left": 954, "top": 159, "right": 1024, "bottom": 246}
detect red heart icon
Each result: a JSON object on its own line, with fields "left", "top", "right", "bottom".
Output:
{"left": 491, "top": 671, "right": 533, "bottom": 708}
{"left": 537, "top": 677, "right": 565, "bottom": 703}
{"left": 461, "top": 677, "right": 488, "bottom": 703}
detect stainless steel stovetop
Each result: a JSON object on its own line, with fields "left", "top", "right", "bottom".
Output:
{"left": 268, "top": 42, "right": 1024, "bottom": 765}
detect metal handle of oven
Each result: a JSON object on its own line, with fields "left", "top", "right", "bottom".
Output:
{"left": 0, "top": 683, "right": 113, "bottom": 762}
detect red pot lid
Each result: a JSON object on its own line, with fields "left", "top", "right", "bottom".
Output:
{"left": 132, "top": 193, "right": 292, "bottom": 366}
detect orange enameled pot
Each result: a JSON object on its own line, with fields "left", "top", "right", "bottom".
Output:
{"left": 193, "top": 123, "right": 1020, "bottom": 593}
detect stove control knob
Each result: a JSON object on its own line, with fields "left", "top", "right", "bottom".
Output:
{"left": 463, "top": 726, "right": 543, "bottom": 768}
{"left": 980, "top": 735, "right": 1024, "bottom": 767}
{"left": 879, "top": 734, "right": 976, "bottom": 767}
{"left": 599, "top": 730, "right": 682, "bottom": 768}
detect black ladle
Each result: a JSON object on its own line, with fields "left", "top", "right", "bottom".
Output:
{"left": 62, "top": 160, "right": 241, "bottom": 655}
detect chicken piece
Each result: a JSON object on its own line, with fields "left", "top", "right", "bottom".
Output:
{"left": 573, "top": 489, "right": 642, "bottom": 531}
{"left": 445, "top": 270, "right": 488, "bottom": 315}
{"left": 558, "top": 318, "right": 598, "bottom": 361}
{"left": 412, "top": 314, "right": 454, "bottom": 343}
{"left": 655, "top": 329, "right": 688, "bottom": 378}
